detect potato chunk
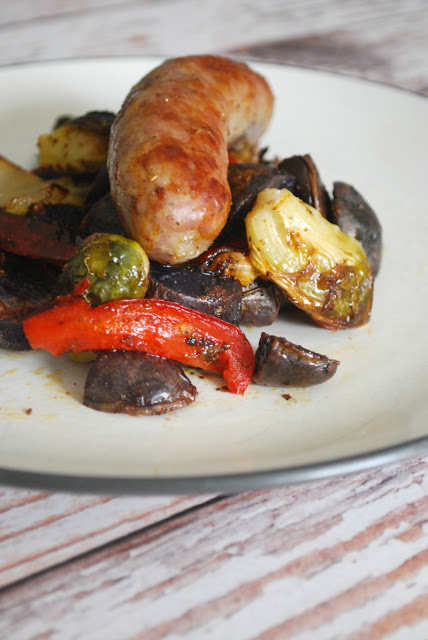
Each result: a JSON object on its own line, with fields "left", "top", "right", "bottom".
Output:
{"left": 37, "top": 111, "right": 115, "bottom": 174}
{"left": 0, "top": 155, "right": 68, "bottom": 215}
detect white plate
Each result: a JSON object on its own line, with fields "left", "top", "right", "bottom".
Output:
{"left": 0, "top": 57, "right": 427, "bottom": 494}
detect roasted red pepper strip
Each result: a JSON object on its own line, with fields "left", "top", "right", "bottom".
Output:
{"left": 23, "top": 297, "right": 255, "bottom": 395}
{"left": 228, "top": 151, "right": 240, "bottom": 164}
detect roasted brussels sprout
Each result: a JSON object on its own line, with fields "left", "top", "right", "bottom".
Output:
{"left": 245, "top": 188, "right": 374, "bottom": 329}
{"left": 60, "top": 233, "right": 150, "bottom": 306}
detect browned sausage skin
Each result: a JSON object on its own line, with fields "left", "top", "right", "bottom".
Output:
{"left": 107, "top": 55, "right": 274, "bottom": 264}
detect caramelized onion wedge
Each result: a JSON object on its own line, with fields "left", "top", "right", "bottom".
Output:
{"left": 245, "top": 189, "right": 373, "bottom": 329}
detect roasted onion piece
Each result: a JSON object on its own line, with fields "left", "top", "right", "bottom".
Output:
{"left": 0, "top": 155, "right": 87, "bottom": 263}
{"left": 253, "top": 332, "right": 339, "bottom": 387}
{"left": 0, "top": 160, "right": 68, "bottom": 216}
{"left": 245, "top": 188, "right": 374, "bottom": 329}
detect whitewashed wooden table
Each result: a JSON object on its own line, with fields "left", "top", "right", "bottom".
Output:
{"left": 1, "top": 2, "right": 428, "bottom": 638}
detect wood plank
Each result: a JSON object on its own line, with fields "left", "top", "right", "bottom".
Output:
{"left": 0, "top": 0, "right": 427, "bottom": 88}
{"left": 232, "top": 9, "right": 428, "bottom": 96}
{"left": 0, "top": 0, "right": 124, "bottom": 26}
{"left": 0, "top": 488, "right": 215, "bottom": 588}
{"left": 0, "top": 456, "right": 427, "bottom": 639}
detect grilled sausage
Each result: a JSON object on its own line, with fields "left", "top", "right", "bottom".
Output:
{"left": 107, "top": 55, "right": 274, "bottom": 264}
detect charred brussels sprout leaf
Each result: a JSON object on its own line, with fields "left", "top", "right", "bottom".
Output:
{"left": 60, "top": 233, "right": 149, "bottom": 305}
{"left": 245, "top": 189, "right": 374, "bottom": 329}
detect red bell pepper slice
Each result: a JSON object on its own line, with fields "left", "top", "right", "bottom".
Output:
{"left": 23, "top": 297, "right": 255, "bottom": 395}
{"left": 228, "top": 151, "right": 240, "bottom": 164}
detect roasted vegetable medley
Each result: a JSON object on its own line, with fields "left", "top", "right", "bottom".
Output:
{"left": 0, "top": 58, "right": 382, "bottom": 416}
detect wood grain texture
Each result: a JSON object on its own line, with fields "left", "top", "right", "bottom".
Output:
{"left": 0, "top": 0, "right": 427, "bottom": 95}
{"left": 232, "top": 15, "right": 428, "bottom": 96}
{"left": 0, "top": 489, "right": 215, "bottom": 588}
{"left": 1, "top": 458, "right": 427, "bottom": 639}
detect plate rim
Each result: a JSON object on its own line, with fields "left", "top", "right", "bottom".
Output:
{"left": 1, "top": 435, "right": 427, "bottom": 494}
{"left": 2, "top": 52, "right": 428, "bottom": 101}
{"left": 1, "top": 55, "right": 428, "bottom": 494}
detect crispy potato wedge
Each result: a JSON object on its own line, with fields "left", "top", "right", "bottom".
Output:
{"left": 0, "top": 155, "right": 68, "bottom": 215}
{"left": 0, "top": 155, "right": 83, "bottom": 262}
{"left": 37, "top": 111, "right": 115, "bottom": 174}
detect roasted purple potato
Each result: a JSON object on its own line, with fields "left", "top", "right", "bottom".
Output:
{"left": 240, "top": 279, "right": 281, "bottom": 326}
{"left": 330, "top": 181, "right": 382, "bottom": 277}
{"left": 277, "top": 154, "right": 330, "bottom": 218}
{"left": 83, "top": 351, "right": 197, "bottom": 415}
{"left": 253, "top": 332, "right": 339, "bottom": 387}
{"left": 147, "top": 262, "right": 242, "bottom": 325}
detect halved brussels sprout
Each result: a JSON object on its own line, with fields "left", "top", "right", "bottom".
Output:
{"left": 60, "top": 233, "right": 150, "bottom": 306}
{"left": 245, "top": 188, "right": 373, "bottom": 329}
